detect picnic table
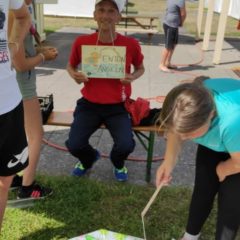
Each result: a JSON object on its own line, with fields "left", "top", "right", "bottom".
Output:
{"left": 121, "top": 12, "right": 160, "bottom": 29}
{"left": 117, "top": 12, "right": 161, "bottom": 43}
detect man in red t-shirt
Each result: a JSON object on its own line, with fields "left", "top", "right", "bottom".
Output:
{"left": 66, "top": 0, "right": 144, "bottom": 181}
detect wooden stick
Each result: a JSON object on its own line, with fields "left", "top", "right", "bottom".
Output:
{"left": 141, "top": 182, "right": 164, "bottom": 239}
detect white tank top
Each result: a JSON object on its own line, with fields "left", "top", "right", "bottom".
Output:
{"left": 0, "top": 0, "right": 23, "bottom": 114}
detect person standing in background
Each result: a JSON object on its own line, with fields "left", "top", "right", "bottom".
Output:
{"left": 9, "top": 0, "right": 58, "bottom": 199}
{"left": 0, "top": 0, "right": 30, "bottom": 231}
{"left": 159, "top": 0, "right": 186, "bottom": 73}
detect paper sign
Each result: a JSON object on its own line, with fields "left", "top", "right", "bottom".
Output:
{"left": 82, "top": 45, "right": 126, "bottom": 79}
{"left": 69, "top": 229, "right": 143, "bottom": 240}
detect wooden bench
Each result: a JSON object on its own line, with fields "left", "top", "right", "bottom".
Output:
{"left": 116, "top": 27, "right": 158, "bottom": 42}
{"left": 91, "top": 27, "right": 159, "bottom": 43}
{"left": 45, "top": 111, "right": 163, "bottom": 182}
{"left": 116, "top": 28, "right": 158, "bottom": 34}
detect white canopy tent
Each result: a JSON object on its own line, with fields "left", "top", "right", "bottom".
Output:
{"left": 43, "top": 0, "right": 96, "bottom": 18}
{"left": 197, "top": 0, "right": 240, "bottom": 64}
{"left": 35, "top": 0, "right": 96, "bottom": 40}
{"left": 205, "top": 0, "right": 240, "bottom": 19}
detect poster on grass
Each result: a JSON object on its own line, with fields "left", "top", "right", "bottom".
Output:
{"left": 69, "top": 229, "right": 143, "bottom": 240}
{"left": 82, "top": 45, "right": 126, "bottom": 79}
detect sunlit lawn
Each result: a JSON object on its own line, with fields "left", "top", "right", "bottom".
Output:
{"left": 2, "top": 176, "right": 217, "bottom": 240}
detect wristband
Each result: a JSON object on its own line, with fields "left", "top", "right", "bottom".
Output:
{"left": 39, "top": 53, "right": 45, "bottom": 64}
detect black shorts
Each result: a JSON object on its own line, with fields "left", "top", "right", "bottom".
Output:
{"left": 0, "top": 102, "right": 28, "bottom": 176}
{"left": 163, "top": 23, "right": 179, "bottom": 50}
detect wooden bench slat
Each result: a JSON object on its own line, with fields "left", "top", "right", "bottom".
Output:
{"left": 116, "top": 28, "right": 158, "bottom": 34}
{"left": 117, "top": 23, "right": 158, "bottom": 29}
{"left": 46, "top": 111, "right": 162, "bottom": 133}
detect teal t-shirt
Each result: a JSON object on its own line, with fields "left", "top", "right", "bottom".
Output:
{"left": 193, "top": 78, "right": 240, "bottom": 153}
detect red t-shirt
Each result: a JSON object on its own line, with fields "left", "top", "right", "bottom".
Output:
{"left": 69, "top": 33, "right": 144, "bottom": 104}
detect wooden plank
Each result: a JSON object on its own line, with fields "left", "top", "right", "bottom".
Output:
{"left": 91, "top": 27, "right": 158, "bottom": 34}
{"left": 232, "top": 67, "right": 240, "bottom": 78}
{"left": 116, "top": 28, "right": 158, "bottom": 34}
{"left": 121, "top": 13, "right": 160, "bottom": 19}
{"left": 117, "top": 23, "right": 157, "bottom": 29}
{"left": 46, "top": 111, "right": 73, "bottom": 127}
{"left": 46, "top": 111, "right": 163, "bottom": 133}
{"left": 35, "top": 0, "right": 58, "bottom": 3}
{"left": 120, "top": 13, "right": 160, "bottom": 31}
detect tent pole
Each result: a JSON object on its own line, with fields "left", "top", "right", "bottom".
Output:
{"left": 125, "top": 0, "right": 129, "bottom": 28}
{"left": 213, "top": 0, "right": 231, "bottom": 64}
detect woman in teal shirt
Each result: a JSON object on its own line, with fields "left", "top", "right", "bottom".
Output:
{"left": 156, "top": 76, "right": 240, "bottom": 240}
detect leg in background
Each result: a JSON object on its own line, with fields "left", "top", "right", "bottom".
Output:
{"left": 159, "top": 24, "right": 178, "bottom": 72}
{"left": 166, "top": 27, "right": 178, "bottom": 68}
{"left": 0, "top": 176, "right": 13, "bottom": 232}
{"left": 166, "top": 45, "right": 177, "bottom": 69}
{"left": 159, "top": 48, "right": 172, "bottom": 72}
{"left": 22, "top": 97, "right": 43, "bottom": 186}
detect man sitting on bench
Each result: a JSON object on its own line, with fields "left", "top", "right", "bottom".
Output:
{"left": 65, "top": 0, "right": 145, "bottom": 181}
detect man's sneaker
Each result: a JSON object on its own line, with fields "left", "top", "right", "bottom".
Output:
{"left": 17, "top": 183, "right": 53, "bottom": 199}
{"left": 10, "top": 175, "right": 23, "bottom": 189}
{"left": 72, "top": 162, "right": 87, "bottom": 176}
{"left": 114, "top": 166, "right": 128, "bottom": 182}
{"left": 72, "top": 150, "right": 100, "bottom": 177}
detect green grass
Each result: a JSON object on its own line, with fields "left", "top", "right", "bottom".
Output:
{"left": 43, "top": 0, "right": 240, "bottom": 38}
{"left": 2, "top": 176, "right": 217, "bottom": 240}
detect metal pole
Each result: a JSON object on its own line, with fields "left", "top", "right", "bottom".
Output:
{"left": 125, "top": 0, "right": 129, "bottom": 28}
{"left": 202, "top": 0, "right": 215, "bottom": 50}
{"left": 213, "top": 0, "right": 231, "bottom": 64}
{"left": 196, "top": 0, "right": 204, "bottom": 40}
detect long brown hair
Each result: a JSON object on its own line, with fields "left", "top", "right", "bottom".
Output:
{"left": 157, "top": 77, "right": 215, "bottom": 134}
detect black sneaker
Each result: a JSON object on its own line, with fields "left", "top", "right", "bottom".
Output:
{"left": 17, "top": 182, "right": 53, "bottom": 199}
{"left": 10, "top": 175, "right": 23, "bottom": 189}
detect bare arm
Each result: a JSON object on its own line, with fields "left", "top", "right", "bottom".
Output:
{"left": 216, "top": 152, "right": 240, "bottom": 181}
{"left": 120, "top": 63, "right": 145, "bottom": 84}
{"left": 13, "top": 45, "right": 58, "bottom": 72}
{"left": 155, "top": 131, "right": 183, "bottom": 186}
{"left": 9, "top": 8, "right": 58, "bottom": 71}
{"left": 9, "top": 3, "right": 31, "bottom": 45}
{"left": 180, "top": 5, "right": 187, "bottom": 26}
{"left": 8, "top": 4, "right": 31, "bottom": 71}
{"left": 67, "top": 63, "right": 89, "bottom": 84}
